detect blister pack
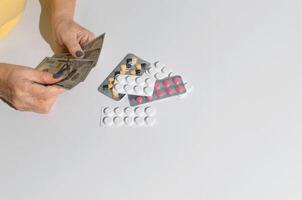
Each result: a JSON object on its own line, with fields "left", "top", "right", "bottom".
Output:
{"left": 98, "top": 54, "right": 151, "bottom": 101}
{"left": 100, "top": 106, "right": 156, "bottom": 127}
{"left": 113, "top": 74, "right": 156, "bottom": 96}
{"left": 147, "top": 61, "right": 194, "bottom": 98}
{"left": 128, "top": 75, "right": 187, "bottom": 106}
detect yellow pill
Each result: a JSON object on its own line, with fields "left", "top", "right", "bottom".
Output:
{"left": 108, "top": 77, "right": 115, "bottom": 84}
{"left": 120, "top": 70, "right": 126, "bottom": 75}
{"left": 130, "top": 69, "right": 136, "bottom": 75}
{"left": 136, "top": 63, "right": 142, "bottom": 70}
{"left": 112, "top": 90, "right": 119, "bottom": 98}
{"left": 132, "top": 57, "right": 138, "bottom": 65}
{"left": 120, "top": 64, "right": 127, "bottom": 71}
{"left": 108, "top": 83, "right": 113, "bottom": 89}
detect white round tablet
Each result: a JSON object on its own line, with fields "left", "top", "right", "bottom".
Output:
{"left": 134, "top": 107, "right": 144, "bottom": 116}
{"left": 126, "top": 75, "right": 135, "bottom": 83}
{"left": 144, "top": 106, "right": 156, "bottom": 116}
{"left": 168, "top": 72, "right": 176, "bottom": 77}
{"left": 147, "top": 67, "right": 157, "bottom": 75}
{"left": 113, "top": 83, "right": 123, "bottom": 92}
{"left": 145, "top": 77, "right": 155, "bottom": 85}
{"left": 135, "top": 76, "right": 144, "bottom": 84}
{"left": 124, "top": 84, "right": 132, "bottom": 92}
{"left": 154, "top": 61, "right": 165, "bottom": 69}
{"left": 161, "top": 66, "right": 171, "bottom": 74}
{"left": 103, "top": 116, "right": 113, "bottom": 126}
{"left": 115, "top": 74, "right": 124, "bottom": 83}
{"left": 134, "top": 116, "right": 144, "bottom": 126}
{"left": 113, "top": 116, "right": 123, "bottom": 126}
{"left": 143, "top": 86, "right": 153, "bottom": 95}
{"left": 124, "top": 107, "right": 134, "bottom": 116}
{"left": 124, "top": 116, "right": 134, "bottom": 126}
{"left": 154, "top": 72, "right": 165, "bottom": 80}
{"left": 114, "top": 107, "right": 123, "bottom": 115}
{"left": 184, "top": 82, "right": 194, "bottom": 93}
{"left": 144, "top": 116, "right": 155, "bottom": 126}
{"left": 134, "top": 85, "right": 143, "bottom": 93}
{"left": 103, "top": 107, "right": 113, "bottom": 116}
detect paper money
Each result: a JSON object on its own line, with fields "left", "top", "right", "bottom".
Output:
{"left": 82, "top": 33, "right": 105, "bottom": 51}
{"left": 36, "top": 33, "right": 106, "bottom": 89}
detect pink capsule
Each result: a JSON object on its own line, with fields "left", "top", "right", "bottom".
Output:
{"left": 136, "top": 96, "right": 143, "bottom": 104}
{"left": 154, "top": 82, "right": 161, "bottom": 90}
{"left": 156, "top": 90, "right": 163, "bottom": 98}
{"left": 176, "top": 85, "right": 184, "bottom": 93}
{"left": 163, "top": 80, "right": 170, "bottom": 88}
{"left": 146, "top": 96, "right": 153, "bottom": 101}
{"left": 173, "top": 77, "right": 181, "bottom": 85}
{"left": 166, "top": 88, "right": 174, "bottom": 95}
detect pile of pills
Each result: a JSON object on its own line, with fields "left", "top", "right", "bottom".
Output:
{"left": 100, "top": 106, "right": 156, "bottom": 127}
{"left": 99, "top": 54, "right": 193, "bottom": 127}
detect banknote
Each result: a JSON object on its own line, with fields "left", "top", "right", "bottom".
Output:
{"left": 36, "top": 33, "right": 105, "bottom": 89}
{"left": 36, "top": 57, "right": 93, "bottom": 89}
{"left": 82, "top": 33, "right": 105, "bottom": 51}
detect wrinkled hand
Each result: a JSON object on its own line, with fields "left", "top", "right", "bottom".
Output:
{"left": 0, "top": 64, "right": 65, "bottom": 114}
{"left": 52, "top": 18, "right": 95, "bottom": 58}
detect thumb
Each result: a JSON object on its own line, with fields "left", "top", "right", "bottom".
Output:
{"left": 64, "top": 37, "right": 85, "bottom": 58}
{"left": 31, "top": 70, "right": 63, "bottom": 85}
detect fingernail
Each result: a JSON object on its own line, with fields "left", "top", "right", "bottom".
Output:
{"left": 75, "top": 50, "right": 84, "bottom": 58}
{"left": 53, "top": 73, "right": 63, "bottom": 79}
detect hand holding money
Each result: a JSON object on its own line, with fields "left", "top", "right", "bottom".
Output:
{"left": 0, "top": 63, "right": 65, "bottom": 113}
{"left": 36, "top": 33, "right": 105, "bottom": 90}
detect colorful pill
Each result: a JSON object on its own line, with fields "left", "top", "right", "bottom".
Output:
{"left": 173, "top": 77, "right": 181, "bottom": 85}
{"left": 136, "top": 63, "right": 142, "bottom": 70}
{"left": 141, "top": 63, "right": 147, "bottom": 69}
{"left": 146, "top": 96, "right": 153, "bottom": 101}
{"left": 166, "top": 88, "right": 174, "bottom": 95}
{"left": 136, "top": 96, "right": 143, "bottom": 104}
{"left": 156, "top": 90, "right": 163, "bottom": 98}
{"left": 132, "top": 57, "right": 138, "bottom": 65}
{"left": 176, "top": 85, "right": 185, "bottom": 93}
{"left": 126, "top": 58, "right": 132, "bottom": 64}
{"left": 130, "top": 69, "right": 136, "bottom": 75}
{"left": 108, "top": 83, "right": 113, "bottom": 89}
{"left": 108, "top": 77, "right": 115, "bottom": 83}
{"left": 112, "top": 90, "right": 119, "bottom": 98}
{"left": 136, "top": 69, "right": 142, "bottom": 75}
{"left": 163, "top": 80, "right": 170, "bottom": 88}
{"left": 120, "top": 64, "right": 127, "bottom": 71}
{"left": 154, "top": 82, "right": 161, "bottom": 90}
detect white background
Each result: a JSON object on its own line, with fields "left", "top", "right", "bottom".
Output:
{"left": 0, "top": 0, "right": 302, "bottom": 199}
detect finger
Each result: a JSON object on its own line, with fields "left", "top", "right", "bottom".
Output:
{"left": 29, "top": 70, "right": 64, "bottom": 85}
{"left": 63, "top": 35, "right": 84, "bottom": 58}
{"left": 30, "top": 84, "right": 65, "bottom": 99}
{"left": 30, "top": 97, "right": 57, "bottom": 114}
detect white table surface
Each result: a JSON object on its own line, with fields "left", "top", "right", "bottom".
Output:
{"left": 1, "top": 0, "right": 302, "bottom": 199}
